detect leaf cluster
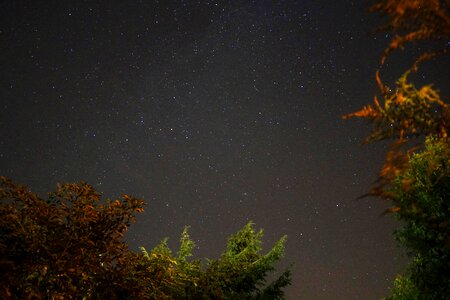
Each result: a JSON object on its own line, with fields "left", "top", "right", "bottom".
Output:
{"left": 345, "top": 72, "right": 449, "bottom": 199}
{"left": 345, "top": 0, "right": 450, "bottom": 200}
{"left": 383, "top": 274, "right": 420, "bottom": 300}
{"left": 345, "top": 72, "right": 448, "bottom": 143}
{"left": 0, "top": 177, "right": 146, "bottom": 299}
{"left": 371, "top": 0, "right": 450, "bottom": 71}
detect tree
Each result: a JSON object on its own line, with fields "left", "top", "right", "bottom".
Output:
{"left": 0, "top": 176, "right": 147, "bottom": 299}
{"left": 0, "top": 177, "right": 291, "bottom": 299}
{"left": 344, "top": 0, "right": 450, "bottom": 298}
{"left": 140, "top": 222, "right": 291, "bottom": 299}
{"left": 195, "top": 222, "right": 291, "bottom": 299}
{"left": 344, "top": 0, "right": 450, "bottom": 199}
{"left": 387, "top": 137, "right": 450, "bottom": 298}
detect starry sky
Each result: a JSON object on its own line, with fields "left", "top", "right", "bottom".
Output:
{"left": 3, "top": 0, "right": 443, "bottom": 298}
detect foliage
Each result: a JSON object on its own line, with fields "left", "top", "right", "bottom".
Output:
{"left": 137, "top": 232, "right": 202, "bottom": 298}
{"left": 383, "top": 275, "right": 420, "bottom": 300}
{"left": 389, "top": 137, "right": 450, "bottom": 298}
{"left": 0, "top": 176, "right": 146, "bottom": 299}
{"left": 0, "top": 177, "right": 290, "bottom": 299}
{"left": 344, "top": 0, "right": 450, "bottom": 196}
{"left": 370, "top": 0, "right": 450, "bottom": 70}
{"left": 381, "top": 139, "right": 450, "bottom": 299}
{"left": 345, "top": 1, "right": 450, "bottom": 298}
{"left": 141, "top": 222, "right": 291, "bottom": 300}
{"left": 344, "top": 73, "right": 449, "bottom": 199}
{"left": 344, "top": 72, "right": 448, "bottom": 143}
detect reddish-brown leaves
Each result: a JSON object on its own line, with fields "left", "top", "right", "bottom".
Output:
{"left": 371, "top": 0, "right": 450, "bottom": 89}
{"left": 0, "top": 177, "right": 147, "bottom": 299}
{"left": 345, "top": 0, "right": 449, "bottom": 203}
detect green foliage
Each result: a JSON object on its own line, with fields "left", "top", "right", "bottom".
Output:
{"left": 177, "top": 226, "right": 195, "bottom": 262}
{"left": 0, "top": 177, "right": 290, "bottom": 299}
{"left": 383, "top": 275, "right": 420, "bottom": 300}
{"left": 389, "top": 137, "right": 450, "bottom": 298}
{"left": 201, "top": 222, "right": 290, "bottom": 300}
{"left": 141, "top": 222, "right": 291, "bottom": 300}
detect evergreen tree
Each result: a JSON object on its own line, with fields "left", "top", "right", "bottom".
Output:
{"left": 141, "top": 222, "right": 291, "bottom": 299}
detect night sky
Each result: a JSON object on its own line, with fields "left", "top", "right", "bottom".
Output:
{"left": 2, "top": 1, "right": 437, "bottom": 298}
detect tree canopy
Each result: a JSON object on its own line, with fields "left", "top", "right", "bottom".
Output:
{"left": 387, "top": 137, "right": 450, "bottom": 298}
{"left": 0, "top": 177, "right": 290, "bottom": 299}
